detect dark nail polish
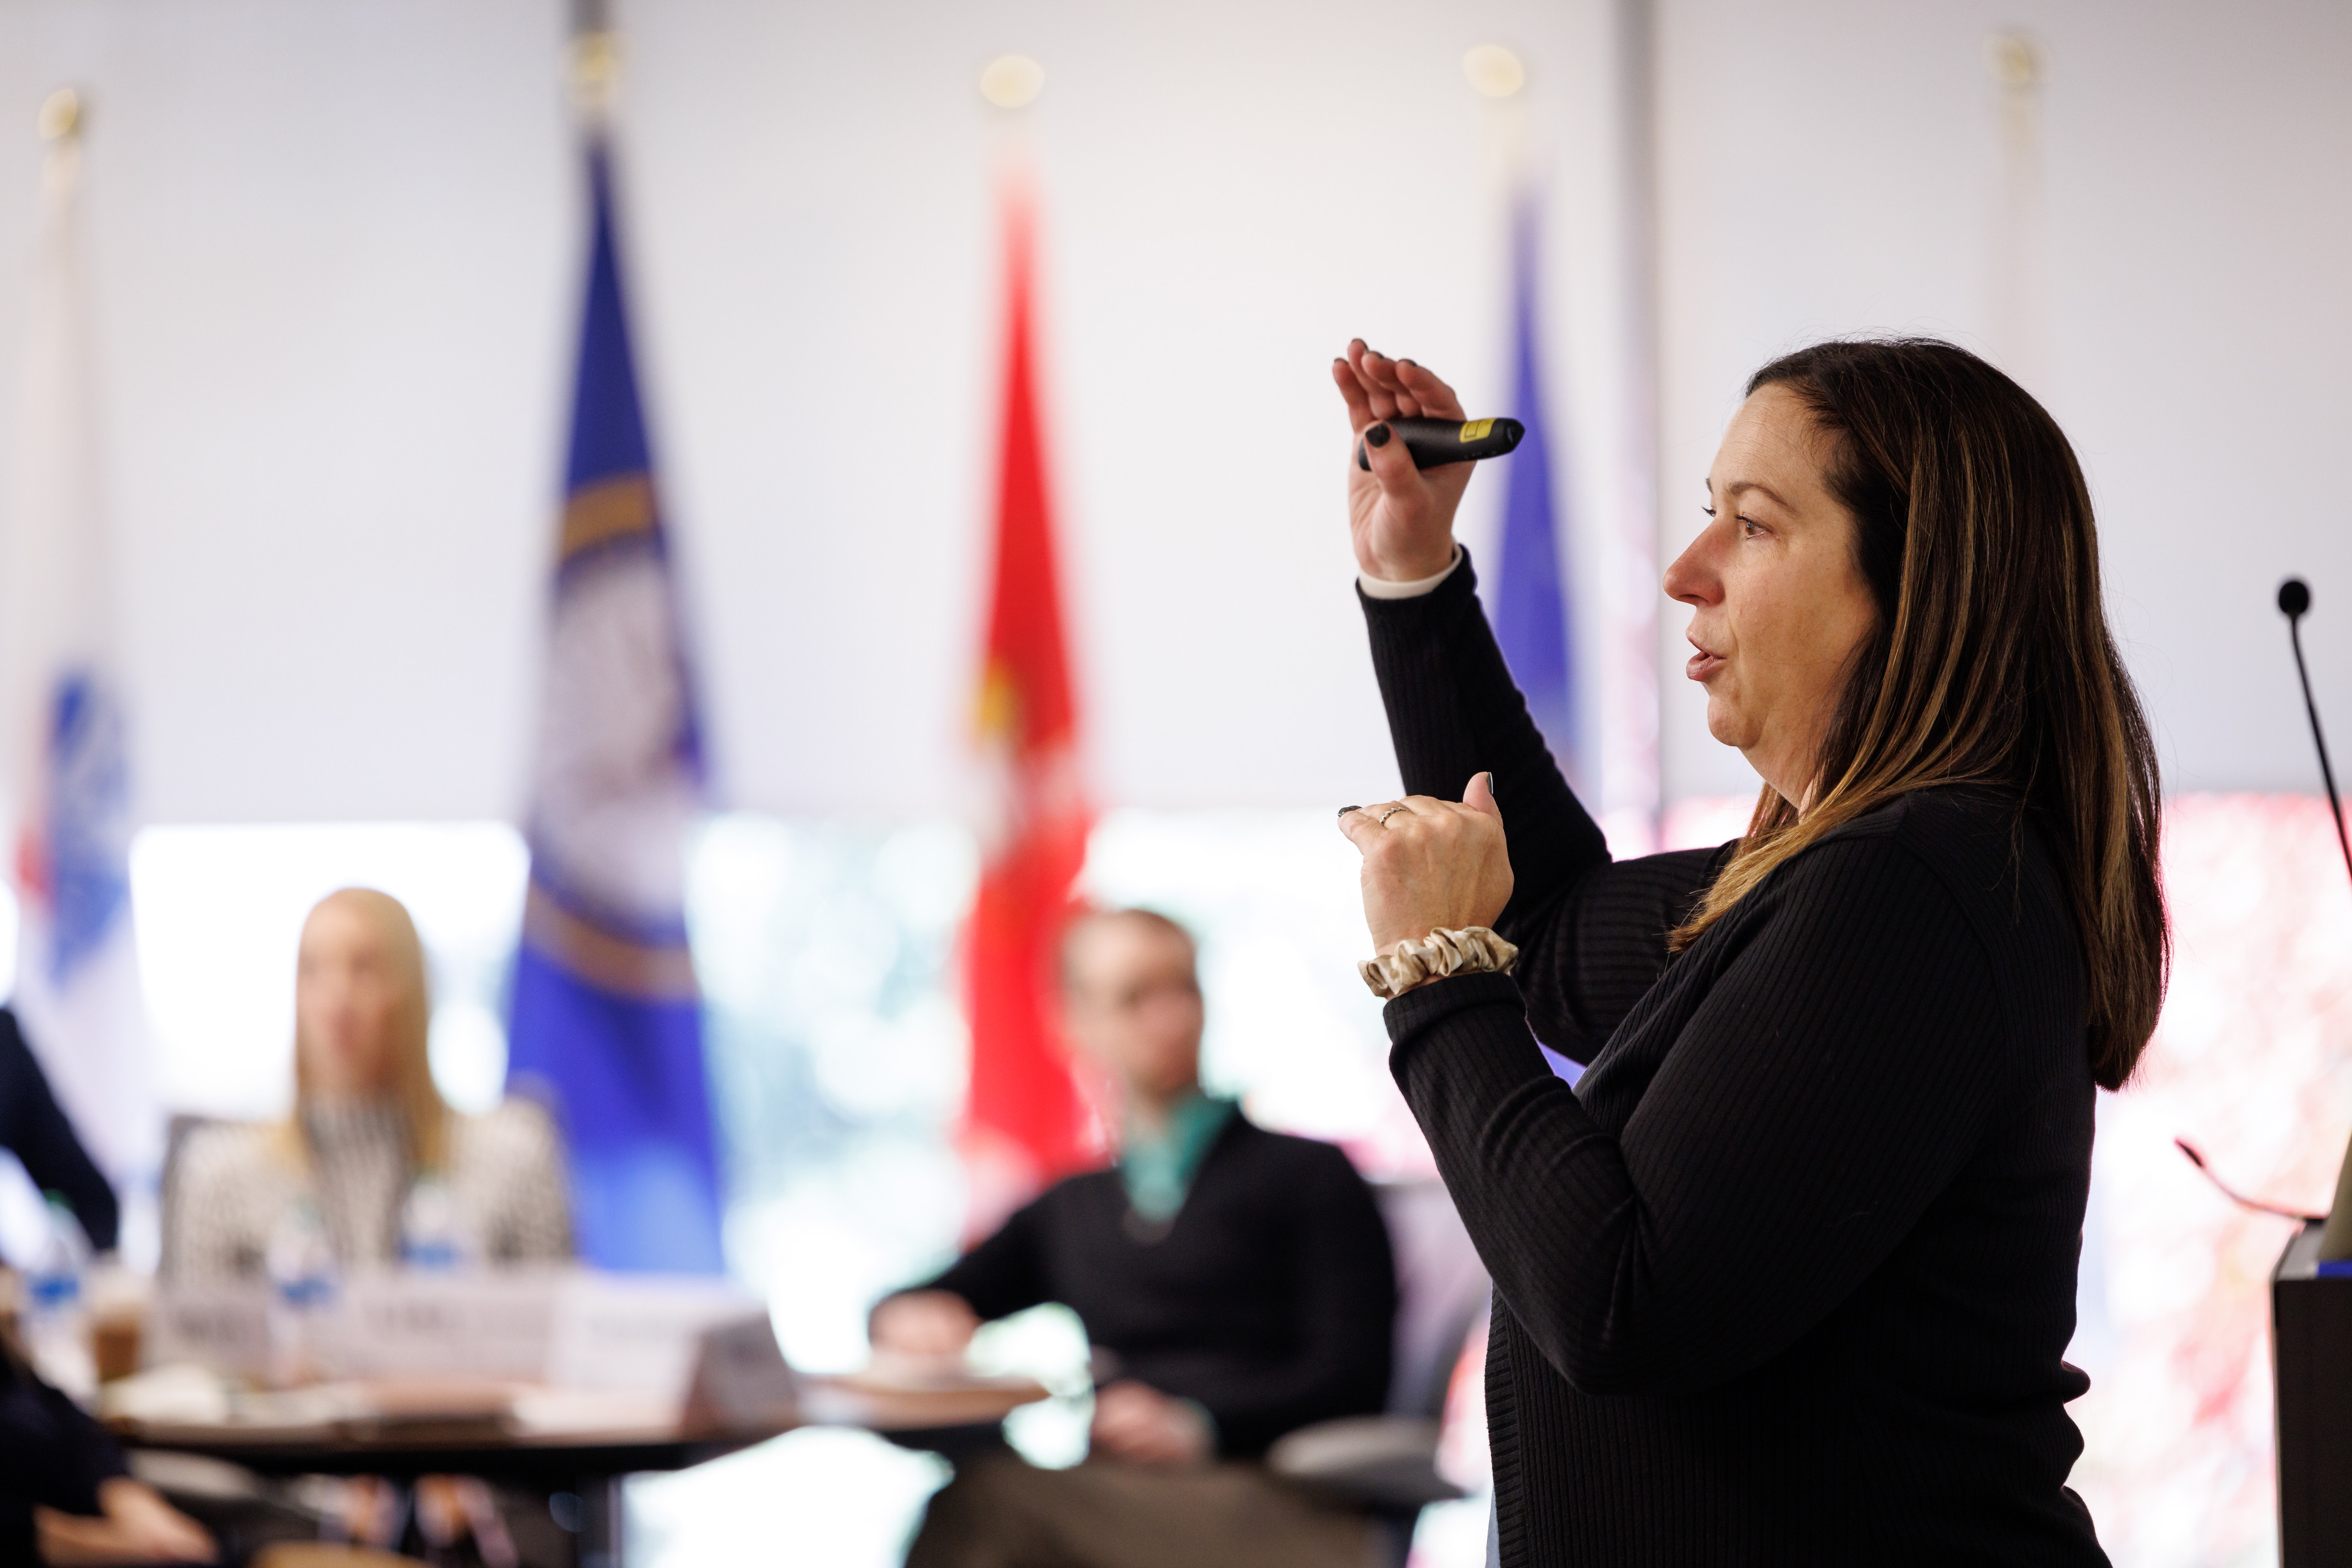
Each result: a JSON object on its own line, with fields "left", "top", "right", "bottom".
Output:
{"left": 1400, "top": 358, "right": 1418, "bottom": 368}
{"left": 1337, "top": 804, "right": 1361, "bottom": 819}
{"left": 1366, "top": 423, "right": 1392, "bottom": 448}
{"left": 1486, "top": 772, "right": 1499, "bottom": 801}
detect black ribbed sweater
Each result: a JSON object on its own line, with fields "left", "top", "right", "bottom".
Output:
{"left": 1364, "top": 553, "right": 2107, "bottom": 1566}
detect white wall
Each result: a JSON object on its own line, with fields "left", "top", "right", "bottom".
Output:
{"left": 0, "top": 1, "right": 569, "bottom": 824}
{"left": 1652, "top": 0, "right": 2352, "bottom": 800}
{"left": 0, "top": 0, "right": 1648, "bottom": 825}
{"left": 4, "top": 0, "right": 2345, "bottom": 826}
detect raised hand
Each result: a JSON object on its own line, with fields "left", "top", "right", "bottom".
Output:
{"left": 1331, "top": 340, "right": 1477, "bottom": 582}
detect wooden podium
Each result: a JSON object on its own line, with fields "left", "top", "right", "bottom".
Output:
{"left": 2273, "top": 1222, "right": 2352, "bottom": 1565}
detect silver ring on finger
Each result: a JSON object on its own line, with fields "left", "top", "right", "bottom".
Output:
{"left": 1379, "top": 805, "right": 1410, "bottom": 826}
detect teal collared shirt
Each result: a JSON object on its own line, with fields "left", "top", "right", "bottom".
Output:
{"left": 1118, "top": 1091, "right": 1237, "bottom": 1225}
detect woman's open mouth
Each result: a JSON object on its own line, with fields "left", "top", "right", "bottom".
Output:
{"left": 1686, "top": 648, "right": 1725, "bottom": 682}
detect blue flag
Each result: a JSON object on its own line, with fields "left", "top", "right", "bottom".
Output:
{"left": 1488, "top": 197, "right": 1586, "bottom": 1086}
{"left": 1491, "top": 199, "right": 1580, "bottom": 787}
{"left": 505, "top": 140, "right": 725, "bottom": 1273}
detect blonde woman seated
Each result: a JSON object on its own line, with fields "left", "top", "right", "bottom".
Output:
{"left": 165, "top": 888, "right": 571, "bottom": 1281}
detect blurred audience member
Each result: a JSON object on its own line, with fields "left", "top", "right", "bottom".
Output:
{"left": 2, "top": 1335, "right": 214, "bottom": 1565}
{"left": 165, "top": 889, "right": 568, "bottom": 1281}
{"left": 0, "top": 1014, "right": 212, "bottom": 1565}
{"left": 0, "top": 1008, "right": 118, "bottom": 1256}
{"left": 875, "top": 908, "right": 1396, "bottom": 1568}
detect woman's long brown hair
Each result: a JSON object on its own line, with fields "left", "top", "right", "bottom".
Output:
{"left": 1670, "top": 339, "right": 2168, "bottom": 1090}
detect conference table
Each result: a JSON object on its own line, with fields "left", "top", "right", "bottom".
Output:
{"left": 106, "top": 1372, "right": 1050, "bottom": 1567}
{"left": 99, "top": 1269, "right": 1051, "bottom": 1564}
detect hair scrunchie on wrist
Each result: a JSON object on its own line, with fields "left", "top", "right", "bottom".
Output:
{"left": 1358, "top": 926, "right": 1519, "bottom": 1000}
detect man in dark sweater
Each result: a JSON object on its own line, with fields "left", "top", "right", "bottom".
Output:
{"left": 879, "top": 909, "right": 1397, "bottom": 1568}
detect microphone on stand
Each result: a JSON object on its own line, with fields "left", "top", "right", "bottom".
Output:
{"left": 2279, "top": 578, "right": 2352, "bottom": 887}
{"left": 2181, "top": 583, "right": 2352, "bottom": 1243}
{"left": 2274, "top": 578, "right": 2352, "bottom": 1266}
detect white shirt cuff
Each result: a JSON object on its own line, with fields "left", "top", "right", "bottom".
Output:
{"left": 1357, "top": 546, "right": 1463, "bottom": 600}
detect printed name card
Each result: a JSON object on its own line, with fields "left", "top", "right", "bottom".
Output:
{"left": 683, "top": 1313, "right": 800, "bottom": 1431}
{"left": 146, "top": 1268, "right": 768, "bottom": 1409}
{"left": 145, "top": 1284, "right": 272, "bottom": 1379}
{"left": 323, "top": 1273, "right": 563, "bottom": 1380}
{"left": 545, "top": 1274, "right": 766, "bottom": 1400}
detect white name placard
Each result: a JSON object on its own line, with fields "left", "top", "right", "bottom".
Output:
{"left": 144, "top": 1284, "right": 272, "bottom": 1379}
{"left": 147, "top": 1268, "right": 766, "bottom": 1408}
{"left": 545, "top": 1273, "right": 765, "bottom": 1400}
{"left": 321, "top": 1272, "right": 563, "bottom": 1380}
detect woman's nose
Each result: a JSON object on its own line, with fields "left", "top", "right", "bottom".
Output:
{"left": 1663, "top": 527, "right": 1723, "bottom": 608}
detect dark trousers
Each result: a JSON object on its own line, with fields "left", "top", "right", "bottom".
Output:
{"left": 904, "top": 1452, "right": 1375, "bottom": 1568}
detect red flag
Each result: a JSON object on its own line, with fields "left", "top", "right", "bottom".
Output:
{"left": 961, "top": 180, "right": 1096, "bottom": 1232}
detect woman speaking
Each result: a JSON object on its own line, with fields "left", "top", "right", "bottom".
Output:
{"left": 1333, "top": 338, "right": 2162, "bottom": 1565}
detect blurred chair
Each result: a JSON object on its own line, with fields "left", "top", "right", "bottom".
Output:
{"left": 154, "top": 1112, "right": 222, "bottom": 1281}
{"left": 1269, "top": 1177, "right": 1491, "bottom": 1568}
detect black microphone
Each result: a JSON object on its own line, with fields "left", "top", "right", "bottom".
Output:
{"left": 1356, "top": 416, "right": 1526, "bottom": 472}
{"left": 2279, "top": 577, "right": 2352, "bottom": 889}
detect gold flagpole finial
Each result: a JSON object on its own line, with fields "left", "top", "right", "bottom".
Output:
{"left": 979, "top": 55, "right": 1045, "bottom": 110}
{"left": 1988, "top": 33, "right": 2041, "bottom": 91}
{"left": 1463, "top": 45, "right": 1526, "bottom": 101}
{"left": 569, "top": 31, "right": 622, "bottom": 118}
{"left": 37, "top": 88, "right": 83, "bottom": 143}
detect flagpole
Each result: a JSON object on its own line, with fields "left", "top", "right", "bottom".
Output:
{"left": 11, "top": 90, "right": 88, "bottom": 779}
{"left": 979, "top": 52, "right": 1046, "bottom": 225}
{"left": 11, "top": 82, "right": 161, "bottom": 1243}
{"left": 960, "top": 52, "right": 1098, "bottom": 1240}
{"left": 506, "top": 0, "right": 727, "bottom": 1273}
{"left": 1987, "top": 32, "right": 2046, "bottom": 391}
{"left": 1608, "top": 0, "right": 1664, "bottom": 855}
{"left": 566, "top": 1, "right": 620, "bottom": 128}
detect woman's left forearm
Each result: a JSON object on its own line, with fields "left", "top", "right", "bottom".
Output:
{"left": 1382, "top": 976, "right": 1645, "bottom": 1388}
{"left": 1361, "top": 557, "right": 1607, "bottom": 928}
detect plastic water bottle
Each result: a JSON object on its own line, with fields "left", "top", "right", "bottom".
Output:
{"left": 263, "top": 1198, "right": 336, "bottom": 1386}
{"left": 23, "top": 1193, "right": 95, "bottom": 1401}
{"left": 399, "top": 1175, "right": 468, "bottom": 1270}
